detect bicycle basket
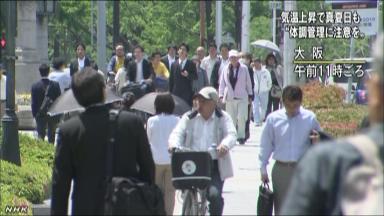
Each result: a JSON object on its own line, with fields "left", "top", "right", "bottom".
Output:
{"left": 171, "top": 151, "right": 212, "bottom": 189}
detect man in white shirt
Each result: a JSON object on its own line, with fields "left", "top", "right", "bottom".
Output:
{"left": 259, "top": 85, "right": 321, "bottom": 214}
{"left": 252, "top": 58, "right": 272, "bottom": 126}
{"left": 196, "top": 46, "right": 205, "bottom": 62}
{"left": 201, "top": 43, "right": 219, "bottom": 84}
{"left": 169, "top": 87, "right": 237, "bottom": 216}
{"left": 48, "top": 57, "right": 71, "bottom": 93}
{"left": 211, "top": 43, "right": 230, "bottom": 89}
{"left": 161, "top": 44, "right": 178, "bottom": 71}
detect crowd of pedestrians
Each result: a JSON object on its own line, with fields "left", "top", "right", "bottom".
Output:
{"left": 24, "top": 34, "right": 383, "bottom": 215}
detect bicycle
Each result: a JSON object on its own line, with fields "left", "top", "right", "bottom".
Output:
{"left": 171, "top": 147, "right": 214, "bottom": 216}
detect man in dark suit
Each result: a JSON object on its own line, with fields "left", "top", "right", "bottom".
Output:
{"left": 169, "top": 43, "right": 197, "bottom": 106}
{"left": 126, "top": 45, "right": 154, "bottom": 83}
{"left": 161, "top": 44, "right": 178, "bottom": 71}
{"left": 69, "top": 42, "right": 91, "bottom": 74}
{"left": 51, "top": 68, "right": 155, "bottom": 215}
{"left": 31, "top": 64, "right": 61, "bottom": 143}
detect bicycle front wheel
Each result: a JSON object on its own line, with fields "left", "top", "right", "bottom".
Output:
{"left": 182, "top": 190, "right": 198, "bottom": 216}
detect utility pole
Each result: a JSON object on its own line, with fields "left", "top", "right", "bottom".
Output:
{"left": 97, "top": 1, "right": 107, "bottom": 72}
{"left": 199, "top": 1, "right": 206, "bottom": 47}
{"left": 283, "top": 0, "right": 297, "bottom": 86}
{"left": 215, "top": 1, "right": 222, "bottom": 49}
{"left": 272, "top": 0, "right": 276, "bottom": 44}
{"left": 347, "top": 38, "right": 354, "bottom": 103}
{"left": 113, "top": 0, "right": 120, "bottom": 47}
{"left": 1, "top": 0, "right": 21, "bottom": 166}
{"left": 241, "top": 0, "right": 250, "bottom": 52}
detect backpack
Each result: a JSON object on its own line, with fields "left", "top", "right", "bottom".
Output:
{"left": 341, "top": 134, "right": 384, "bottom": 215}
{"left": 104, "top": 110, "right": 166, "bottom": 215}
{"left": 36, "top": 81, "right": 54, "bottom": 118}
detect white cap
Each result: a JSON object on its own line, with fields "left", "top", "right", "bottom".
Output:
{"left": 228, "top": 49, "right": 239, "bottom": 58}
{"left": 194, "top": 87, "right": 219, "bottom": 102}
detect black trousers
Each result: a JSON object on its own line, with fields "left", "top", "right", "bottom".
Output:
{"left": 35, "top": 115, "right": 59, "bottom": 143}
{"left": 266, "top": 91, "right": 280, "bottom": 118}
{"left": 245, "top": 104, "right": 251, "bottom": 140}
{"left": 207, "top": 160, "right": 225, "bottom": 216}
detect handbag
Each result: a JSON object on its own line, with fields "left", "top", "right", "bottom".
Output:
{"left": 257, "top": 183, "right": 274, "bottom": 216}
{"left": 104, "top": 109, "right": 166, "bottom": 215}
{"left": 36, "top": 81, "right": 53, "bottom": 118}
{"left": 271, "top": 85, "right": 282, "bottom": 98}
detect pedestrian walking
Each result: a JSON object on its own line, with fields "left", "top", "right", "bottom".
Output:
{"left": 259, "top": 85, "right": 321, "bottom": 214}
{"left": 239, "top": 52, "right": 255, "bottom": 142}
{"left": 161, "top": 44, "right": 178, "bottom": 71}
{"left": 265, "top": 53, "right": 284, "bottom": 117}
{"left": 69, "top": 42, "right": 91, "bottom": 74}
{"left": 196, "top": 46, "right": 205, "bottom": 62}
{"left": 31, "top": 64, "right": 61, "bottom": 143}
{"left": 252, "top": 58, "right": 272, "bottom": 126}
{"left": 126, "top": 45, "right": 155, "bottom": 86}
{"left": 147, "top": 93, "right": 179, "bottom": 215}
{"left": 191, "top": 55, "right": 209, "bottom": 93}
{"left": 280, "top": 33, "right": 384, "bottom": 216}
{"left": 218, "top": 50, "right": 253, "bottom": 144}
{"left": 169, "top": 43, "right": 197, "bottom": 106}
{"left": 51, "top": 68, "right": 155, "bottom": 215}
{"left": 48, "top": 57, "right": 71, "bottom": 93}
{"left": 0, "top": 64, "right": 6, "bottom": 119}
{"left": 151, "top": 51, "right": 169, "bottom": 92}
{"left": 211, "top": 43, "right": 230, "bottom": 90}
{"left": 201, "top": 43, "right": 219, "bottom": 84}
{"left": 169, "top": 87, "right": 237, "bottom": 216}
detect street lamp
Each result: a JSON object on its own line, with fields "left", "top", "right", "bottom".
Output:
{"left": 1, "top": 1, "right": 20, "bottom": 166}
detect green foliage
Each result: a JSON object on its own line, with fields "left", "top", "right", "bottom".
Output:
{"left": 301, "top": 82, "right": 345, "bottom": 109}
{"left": 0, "top": 184, "right": 32, "bottom": 216}
{"left": 0, "top": 132, "right": 54, "bottom": 215}
{"left": 301, "top": 82, "right": 368, "bottom": 138}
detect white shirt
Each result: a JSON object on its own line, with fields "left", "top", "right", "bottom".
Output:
{"left": 167, "top": 54, "right": 176, "bottom": 69}
{"left": 253, "top": 66, "right": 272, "bottom": 94}
{"left": 179, "top": 58, "right": 186, "bottom": 69}
{"left": 0, "top": 75, "right": 6, "bottom": 100}
{"left": 48, "top": 69, "right": 71, "bottom": 93}
{"left": 191, "top": 113, "right": 217, "bottom": 155}
{"left": 135, "top": 59, "right": 143, "bottom": 82}
{"left": 147, "top": 114, "right": 180, "bottom": 164}
{"left": 78, "top": 57, "right": 85, "bottom": 70}
{"left": 218, "top": 58, "right": 230, "bottom": 80}
{"left": 259, "top": 107, "right": 321, "bottom": 174}
{"left": 201, "top": 55, "right": 218, "bottom": 83}
{"left": 115, "top": 67, "right": 127, "bottom": 92}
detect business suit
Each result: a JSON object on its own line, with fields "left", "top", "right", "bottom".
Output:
{"left": 169, "top": 59, "right": 197, "bottom": 106}
{"left": 51, "top": 105, "right": 155, "bottom": 215}
{"left": 161, "top": 55, "right": 178, "bottom": 72}
{"left": 70, "top": 56, "right": 91, "bottom": 72}
{"left": 126, "top": 58, "right": 154, "bottom": 82}
{"left": 31, "top": 78, "right": 61, "bottom": 143}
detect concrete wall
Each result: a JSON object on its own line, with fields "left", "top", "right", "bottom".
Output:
{"left": 15, "top": 1, "right": 46, "bottom": 93}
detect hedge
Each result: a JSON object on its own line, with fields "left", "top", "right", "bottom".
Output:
{"left": 301, "top": 82, "right": 368, "bottom": 138}
{"left": 0, "top": 129, "right": 54, "bottom": 215}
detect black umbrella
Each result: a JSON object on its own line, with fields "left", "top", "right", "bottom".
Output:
{"left": 131, "top": 92, "right": 191, "bottom": 116}
{"left": 47, "top": 87, "right": 122, "bottom": 116}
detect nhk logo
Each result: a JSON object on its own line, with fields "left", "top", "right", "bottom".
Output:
{"left": 4, "top": 205, "right": 29, "bottom": 214}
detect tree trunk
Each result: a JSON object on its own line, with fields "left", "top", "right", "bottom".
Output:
{"left": 113, "top": 0, "right": 120, "bottom": 46}
{"left": 235, "top": 0, "right": 242, "bottom": 50}
{"left": 206, "top": 0, "right": 213, "bottom": 44}
{"left": 199, "top": 1, "right": 206, "bottom": 47}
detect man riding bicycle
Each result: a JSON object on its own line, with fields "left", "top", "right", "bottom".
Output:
{"left": 169, "top": 87, "right": 237, "bottom": 215}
